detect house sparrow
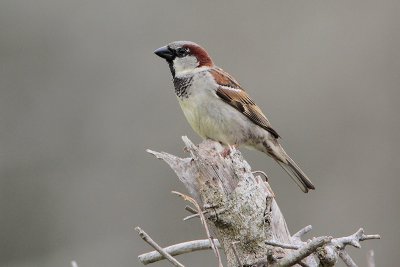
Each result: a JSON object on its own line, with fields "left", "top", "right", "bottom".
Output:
{"left": 154, "top": 41, "right": 315, "bottom": 193}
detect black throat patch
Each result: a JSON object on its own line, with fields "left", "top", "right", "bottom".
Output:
{"left": 168, "top": 61, "right": 175, "bottom": 77}
{"left": 173, "top": 76, "right": 193, "bottom": 98}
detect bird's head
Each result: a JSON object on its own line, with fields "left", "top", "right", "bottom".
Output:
{"left": 154, "top": 41, "right": 213, "bottom": 77}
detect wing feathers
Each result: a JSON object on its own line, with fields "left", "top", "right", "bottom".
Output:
{"left": 211, "top": 68, "right": 279, "bottom": 138}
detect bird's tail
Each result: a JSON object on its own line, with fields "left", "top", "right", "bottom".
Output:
{"left": 276, "top": 153, "right": 315, "bottom": 193}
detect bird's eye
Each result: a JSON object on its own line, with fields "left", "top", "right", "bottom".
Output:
{"left": 176, "top": 48, "right": 188, "bottom": 57}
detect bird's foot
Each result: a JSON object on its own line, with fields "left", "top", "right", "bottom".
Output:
{"left": 220, "top": 144, "right": 237, "bottom": 158}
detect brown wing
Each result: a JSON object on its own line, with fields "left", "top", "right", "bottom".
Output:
{"left": 215, "top": 86, "right": 279, "bottom": 138}
{"left": 209, "top": 68, "right": 242, "bottom": 89}
{"left": 210, "top": 68, "right": 279, "bottom": 138}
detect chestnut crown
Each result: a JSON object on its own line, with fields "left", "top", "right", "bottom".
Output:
{"left": 154, "top": 41, "right": 213, "bottom": 76}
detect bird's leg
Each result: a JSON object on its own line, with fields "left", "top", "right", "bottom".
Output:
{"left": 220, "top": 143, "right": 238, "bottom": 158}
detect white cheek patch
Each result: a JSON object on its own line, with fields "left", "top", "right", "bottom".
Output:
{"left": 173, "top": 55, "right": 199, "bottom": 75}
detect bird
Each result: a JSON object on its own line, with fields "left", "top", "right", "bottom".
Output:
{"left": 154, "top": 41, "right": 315, "bottom": 193}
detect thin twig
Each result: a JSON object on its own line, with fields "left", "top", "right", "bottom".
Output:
{"left": 138, "top": 239, "right": 221, "bottom": 265}
{"left": 183, "top": 210, "right": 209, "bottom": 221}
{"left": 367, "top": 250, "right": 375, "bottom": 267}
{"left": 185, "top": 205, "right": 197, "bottom": 214}
{"left": 252, "top": 170, "right": 269, "bottom": 181}
{"left": 231, "top": 241, "right": 243, "bottom": 267}
{"left": 172, "top": 191, "right": 224, "bottom": 267}
{"left": 277, "top": 236, "right": 332, "bottom": 267}
{"left": 318, "top": 228, "right": 380, "bottom": 267}
{"left": 338, "top": 250, "right": 357, "bottom": 267}
{"left": 135, "top": 226, "right": 185, "bottom": 267}
{"left": 265, "top": 240, "right": 299, "bottom": 250}
{"left": 183, "top": 213, "right": 200, "bottom": 221}
{"left": 332, "top": 228, "right": 381, "bottom": 249}
{"left": 361, "top": 235, "right": 381, "bottom": 241}
{"left": 292, "top": 225, "right": 313, "bottom": 240}
{"left": 173, "top": 192, "right": 217, "bottom": 254}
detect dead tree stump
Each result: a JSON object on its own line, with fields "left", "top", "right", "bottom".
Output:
{"left": 139, "top": 137, "right": 379, "bottom": 267}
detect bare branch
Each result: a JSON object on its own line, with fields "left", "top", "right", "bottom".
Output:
{"left": 183, "top": 210, "right": 209, "bottom": 221}
{"left": 316, "top": 245, "right": 337, "bottom": 267}
{"left": 265, "top": 240, "right": 299, "bottom": 250}
{"left": 292, "top": 225, "right": 313, "bottom": 241}
{"left": 316, "top": 228, "right": 380, "bottom": 267}
{"left": 138, "top": 239, "right": 221, "bottom": 265}
{"left": 183, "top": 213, "right": 200, "bottom": 221}
{"left": 145, "top": 138, "right": 380, "bottom": 267}
{"left": 135, "top": 227, "right": 185, "bottom": 267}
{"left": 252, "top": 170, "right": 269, "bottom": 181}
{"left": 361, "top": 235, "right": 381, "bottom": 241}
{"left": 332, "top": 228, "right": 380, "bottom": 249}
{"left": 184, "top": 205, "right": 197, "bottom": 214}
{"left": 338, "top": 250, "right": 357, "bottom": 267}
{"left": 172, "top": 191, "right": 223, "bottom": 267}
{"left": 276, "top": 236, "right": 332, "bottom": 267}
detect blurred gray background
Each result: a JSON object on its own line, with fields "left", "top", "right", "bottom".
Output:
{"left": 1, "top": 1, "right": 399, "bottom": 266}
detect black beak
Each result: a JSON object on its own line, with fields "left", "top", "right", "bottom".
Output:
{"left": 154, "top": 46, "right": 175, "bottom": 61}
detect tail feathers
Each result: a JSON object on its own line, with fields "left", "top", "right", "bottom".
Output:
{"left": 277, "top": 156, "right": 315, "bottom": 193}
